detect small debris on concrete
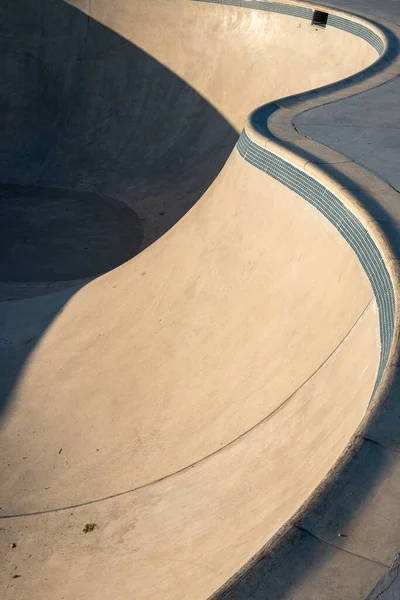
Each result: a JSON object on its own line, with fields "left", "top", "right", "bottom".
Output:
{"left": 9, "top": 543, "right": 17, "bottom": 548}
{"left": 83, "top": 523, "right": 97, "bottom": 533}
{"left": 13, "top": 574, "right": 21, "bottom": 579}
{"left": 58, "top": 448, "right": 63, "bottom": 454}
{"left": 337, "top": 533, "right": 348, "bottom": 537}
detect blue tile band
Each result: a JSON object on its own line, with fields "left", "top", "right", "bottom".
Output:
{"left": 327, "top": 14, "right": 384, "bottom": 55}
{"left": 192, "top": 0, "right": 394, "bottom": 401}
{"left": 237, "top": 130, "right": 394, "bottom": 400}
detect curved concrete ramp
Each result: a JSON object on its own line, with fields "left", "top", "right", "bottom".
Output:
{"left": 0, "top": 1, "right": 396, "bottom": 598}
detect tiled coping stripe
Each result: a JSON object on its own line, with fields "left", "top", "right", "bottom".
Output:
{"left": 237, "top": 130, "right": 394, "bottom": 400}
{"left": 193, "top": 1, "right": 394, "bottom": 400}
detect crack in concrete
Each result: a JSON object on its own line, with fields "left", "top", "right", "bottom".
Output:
{"left": 296, "top": 526, "right": 390, "bottom": 569}
{"left": 370, "top": 560, "right": 400, "bottom": 599}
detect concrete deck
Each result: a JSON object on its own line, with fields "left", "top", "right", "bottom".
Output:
{"left": 1, "top": 1, "right": 400, "bottom": 599}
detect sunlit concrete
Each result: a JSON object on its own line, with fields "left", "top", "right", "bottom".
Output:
{"left": 0, "top": 1, "right": 399, "bottom": 599}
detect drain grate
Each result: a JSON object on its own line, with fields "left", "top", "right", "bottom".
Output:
{"left": 312, "top": 10, "right": 328, "bottom": 27}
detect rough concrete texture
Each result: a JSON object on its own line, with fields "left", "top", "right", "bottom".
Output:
{"left": 1, "top": 1, "right": 400, "bottom": 599}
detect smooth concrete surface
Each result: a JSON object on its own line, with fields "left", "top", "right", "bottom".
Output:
{"left": 210, "top": 1, "right": 400, "bottom": 599}
{"left": 0, "top": 0, "right": 375, "bottom": 297}
{"left": 0, "top": 1, "right": 399, "bottom": 599}
{"left": 295, "top": 76, "right": 400, "bottom": 192}
{"left": 0, "top": 183, "right": 143, "bottom": 281}
{"left": 0, "top": 151, "right": 379, "bottom": 514}
{"left": 271, "top": 2, "right": 400, "bottom": 599}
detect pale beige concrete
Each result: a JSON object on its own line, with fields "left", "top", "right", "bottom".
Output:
{"left": 0, "top": 1, "right": 389, "bottom": 599}
{"left": 0, "top": 151, "right": 377, "bottom": 514}
{"left": 1, "top": 284, "right": 380, "bottom": 599}
{"left": 86, "top": 0, "right": 378, "bottom": 131}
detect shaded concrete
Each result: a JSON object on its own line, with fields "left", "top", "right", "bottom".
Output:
{"left": 215, "top": 526, "right": 386, "bottom": 600}
{"left": 367, "top": 555, "right": 400, "bottom": 600}
{"left": 0, "top": 0, "right": 237, "bottom": 289}
{"left": 0, "top": 183, "right": 142, "bottom": 282}
{"left": 0, "top": 1, "right": 399, "bottom": 599}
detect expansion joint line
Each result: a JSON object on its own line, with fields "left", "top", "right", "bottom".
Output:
{"left": 295, "top": 526, "right": 390, "bottom": 568}
{"left": 0, "top": 299, "right": 374, "bottom": 519}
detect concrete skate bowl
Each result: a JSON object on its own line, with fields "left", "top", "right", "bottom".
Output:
{"left": 0, "top": 1, "right": 398, "bottom": 599}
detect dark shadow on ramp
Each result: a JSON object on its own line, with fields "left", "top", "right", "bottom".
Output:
{"left": 0, "top": 0, "right": 236, "bottom": 420}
